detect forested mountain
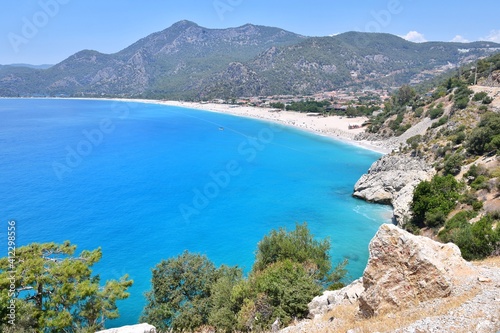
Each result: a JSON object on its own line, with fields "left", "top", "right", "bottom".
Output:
{"left": 0, "top": 21, "right": 499, "bottom": 99}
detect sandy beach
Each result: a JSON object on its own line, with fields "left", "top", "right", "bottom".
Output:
{"left": 111, "top": 98, "right": 392, "bottom": 154}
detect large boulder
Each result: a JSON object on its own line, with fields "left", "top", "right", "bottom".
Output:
{"left": 358, "top": 224, "right": 475, "bottom": 318}
{"left": 353, "top": 154, "right": 434, "bottom": 224}
{"left": 308, "top": 278, "right": 364, "bottom": 319}
{"left": 96, "top": 323, "right": 156, "bottom": 333}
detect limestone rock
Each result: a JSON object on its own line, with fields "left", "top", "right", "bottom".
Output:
{"left": 308, "top": 278, "right": 364, "bottom": 319}
{"left": 358, "top": 224, "right": 475, "bottom": 318}
{"left": 353, "top": 154, "right": 434, "bottom": 224}
{"left": 96, "top": 323, "right": 156, "bottom": 333}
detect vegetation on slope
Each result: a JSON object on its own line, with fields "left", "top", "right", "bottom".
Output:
{"left": 141, "top": 223, "right": 347, "bottom": 332}
{"left": 366, "top": 52, "right": 500, "bottom": 261}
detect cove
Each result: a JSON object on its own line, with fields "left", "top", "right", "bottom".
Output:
{"left": 0, "top": 98, "right": 391, "bottom": 327}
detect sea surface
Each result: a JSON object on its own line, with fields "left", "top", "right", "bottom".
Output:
{"left": 0, "top": 98, "right": 392, "bottom": 327}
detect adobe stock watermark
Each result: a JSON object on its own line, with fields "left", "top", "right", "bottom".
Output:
{"left": 213, "top": 0, "right": 243, "bottom": 21}
{"left": 179, "top": 122, "right": 283, "bottom": 222}
{"left": 363, "top": 0, "right": 405, "bottom": 33}
{"left": 8, "top": 0, "right": 71, "bottom": 54}
{"left": 348, "top": 0, "right": 408, "bottom": 49}
{"left": 52, "top": 101, "right": 136, "bottom": 181}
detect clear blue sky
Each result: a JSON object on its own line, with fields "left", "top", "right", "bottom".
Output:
{"left": 1, "top": 0, "right": 499, "bottom": 65}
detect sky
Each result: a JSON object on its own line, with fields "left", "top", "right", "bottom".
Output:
{"left": 1, "top": 0, "right": 499, "bottom": 65}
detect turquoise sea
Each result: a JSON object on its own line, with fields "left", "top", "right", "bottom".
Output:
{"left": 0, "top": 99, "right": 391, "bottom": 327}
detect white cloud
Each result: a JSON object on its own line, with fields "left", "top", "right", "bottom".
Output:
{"left": 450, "top": 35, "right": 469, "bottom": 43}
{"left": 481, "top": 29, "right": 500, "bottom": 43}
{"left": 401, "top": 31, "right": 427, "bottom": 43}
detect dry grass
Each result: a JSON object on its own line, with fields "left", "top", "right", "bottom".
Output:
{"left": 474, "top": 255, "right": 500, "bottom": 268}
{"left": 297, "top": 286, "right": 482, "bottom": 333}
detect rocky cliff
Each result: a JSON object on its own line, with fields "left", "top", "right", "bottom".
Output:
{"left": 353, "top": 154, "right": 435, "bottom": 225}
{"left": 286, "top": 223, "right": 500, "bottom": 333}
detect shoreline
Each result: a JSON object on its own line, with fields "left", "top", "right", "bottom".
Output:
{"left": 4, "top": 97, "right": 393, "bottom": 154}
{"left": 112, "top": 98, "right": 393, "bottom": 154}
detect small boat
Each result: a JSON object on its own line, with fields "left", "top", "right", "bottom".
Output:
{"left": 219, "top": 127, "right": 224, "bottom": 131}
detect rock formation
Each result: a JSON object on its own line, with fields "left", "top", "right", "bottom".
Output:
{"left": 308, "top": 278, "right": 364, "bottom": 319}
{"left": 96, "top": 323, "right": 156, "bottom": 333}
{"left": 353, "top": 154, "right": 435, "bottom": 224}
{"left": 358, "top": 224, "right": 475, "bottom": 318}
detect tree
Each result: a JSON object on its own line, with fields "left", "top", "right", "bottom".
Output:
{"left": 233, "top": 260, "right": 321, "bottom": 331}
{"left": 394, "top": 84, "right": 416, "bottom": 106}
{"left": 443, "top": 152, "right": 463, "bottom": 176}
{"left": 411, "top": 175, "right": 462, "bottom": 228}
{"left": 207, "top": 265, "right": 243, "bottom": 332}
{"left": 253, "top": 222, "right": 344, "bottom": 287}
{"left": 466, "top": 112, "right": 500, "bottom": 155}
{"left": 141, "top": 251, "right": 241, "bottom": 332}
{"left": 0, "top": 242, "right": 132, "bottom": 332}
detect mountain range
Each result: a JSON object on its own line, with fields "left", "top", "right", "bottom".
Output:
{"left": 1, "top": 20, "right": 499, "bottom": 99}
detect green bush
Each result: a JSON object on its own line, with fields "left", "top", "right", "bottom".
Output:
{"left": 470, "top": 175, "right": 489, "bottom": 190}
{"left": 473, "top": 92, "right": 488, "bottom": 101}
{"left": 431, "top": 116, "right": 448, "bottom": 128}
{"left": 472, "top": 200, "right": 483, "bottom": 211}
{"left": 429, "top": 108, "right": 444, "bottom": 119}
{"left": 234, "top": 260, "right": 322, "bottom": 331}
{"left": 443, "top": 153, "right": 463, "bottom": 176}
{"left": 411, "top": 175, "right": 462, "bottom": 228}
{"left": 454, "top": 216, "right": 500, "bottom": 260}
{"left": 453, "top": 131, "right": 466, "bottom": 144}
{"left": 254, "top": 223, "right": 336, "bottom": 286}
{"left": 466, "top": 112, "right": 500, "bottom": 155}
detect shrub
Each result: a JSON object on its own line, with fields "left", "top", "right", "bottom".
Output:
{"left": 466, "top": 112, "right": 500, "bottom": 155}
{"left": 470, "top": 175, "right": 489, "bottom": 190}
{"left": 443, "top": 153, "right": 463, "bottom": 176}
{"left": 234, "top": 260, "right": 322, "bottom": 331}
{"left": 431, "top": 116, "right": 448, "bottom": 128}
{"left": 473, "top": 92, "right": 488, "bottom": 101}
{"left": 472, "top": 200, "right": 483, "bottom": 211}
{"left": 453, "top": 131, "right": 466, "bottom": 144}
{"left": 440, "top": 213, "right": 500, "bottom": 260}
{"left": 482, "top": 96, "right": 493, "bottom": 104}
{"left": 414, "top": 107, "right": 424, "bottom": 118}
{"left": 254, "top": 222, "right": 335, "bottom": 285}
{"left": 429, "top": 108, "right": 444, "bottom": 119}
{"left": 411, "top": 175, "right": 462, "bottom": 228}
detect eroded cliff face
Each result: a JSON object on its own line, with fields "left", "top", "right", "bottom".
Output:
{"left": 353, "top": 154, "right": 435, "bottom": 225}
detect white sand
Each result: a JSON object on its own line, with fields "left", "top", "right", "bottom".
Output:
{"left": 109, "top": 99, "right": 392, "bottom": 154}
{"left": 61, "top": 97, "right": 391, "bottom": 154}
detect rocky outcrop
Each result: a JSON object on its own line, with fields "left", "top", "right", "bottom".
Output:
{"left": 358, "top": 224, "right": 475, "bottom": 318}
{"left": 353, "top": 154, "right": 435, "bottom": 224}
{"left": 96, "top": 323, "right": 156, "bottom": 333}
{"left": 308, "top": 278, "right": 364, "bottom": 319}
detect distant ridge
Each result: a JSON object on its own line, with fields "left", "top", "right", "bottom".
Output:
{"left": 0, "top": 21, "right": 499, "bottom": 99}
{"left": 2, "top": 63, "right": 53, "bottom": 69}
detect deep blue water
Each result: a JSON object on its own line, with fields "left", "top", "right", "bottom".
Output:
{"left": 0, "top": 98, "right": 391, "bottom": 327}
